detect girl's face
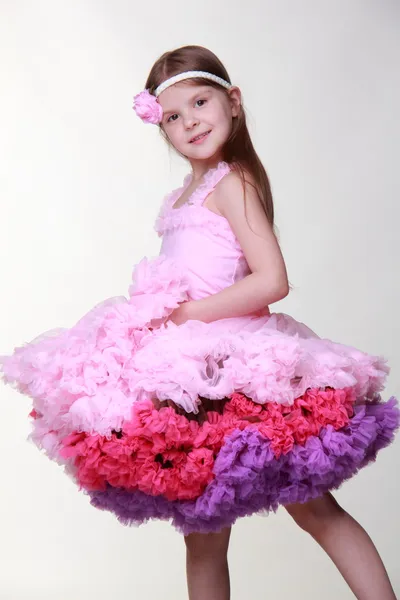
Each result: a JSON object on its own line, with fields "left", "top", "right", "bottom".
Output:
{"left": 158, "top": 82, "right": 241, "bottom": 164}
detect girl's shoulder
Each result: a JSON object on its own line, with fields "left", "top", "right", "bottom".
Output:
{"left": 212, "top": 164, "right": 260, "bottom": 215}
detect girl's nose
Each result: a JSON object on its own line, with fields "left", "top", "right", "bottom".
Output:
{"left": 184, "top": 115, "right": 199, "bottom": 130}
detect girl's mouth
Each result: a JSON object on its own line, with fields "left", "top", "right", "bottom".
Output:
{"left": 189, "top": 130, "right": 211, "bottom": 144}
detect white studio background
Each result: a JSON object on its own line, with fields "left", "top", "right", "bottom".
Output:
{"left": 0, "top": 1, "right": 399, "bottom": 598}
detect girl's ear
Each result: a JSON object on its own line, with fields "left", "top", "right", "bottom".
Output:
{"left": 228, "top": 86, "right": 242, "bottom": 118}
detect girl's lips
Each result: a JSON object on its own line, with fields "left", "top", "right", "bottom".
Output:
{"left": 189, "top": 130, "right": 211, "bottom": 144}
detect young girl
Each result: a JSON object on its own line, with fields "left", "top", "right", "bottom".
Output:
{"left": 1, "top": 45, "right": 398, "bottom": 600}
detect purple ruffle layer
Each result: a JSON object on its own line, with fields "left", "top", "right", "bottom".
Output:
{"left": 89, "top": 398, "right": 399, "bottom": 535}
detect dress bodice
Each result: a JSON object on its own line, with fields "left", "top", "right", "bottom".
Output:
{"left": 155, "top": 162, "right": 250, "bottom": 300}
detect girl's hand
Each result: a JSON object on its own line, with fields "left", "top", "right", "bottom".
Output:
{"left": 167, "top": 301, "right": 195, "bottom": 326}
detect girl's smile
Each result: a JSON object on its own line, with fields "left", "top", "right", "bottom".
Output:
{"left": 189, "top": 130, "right": 212, "bottom": 144}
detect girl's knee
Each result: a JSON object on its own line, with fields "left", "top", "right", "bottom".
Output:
{"left": 185, "top": 528, "right": 231, "bottom": 561}
{"left": 285, "top": 494, "right": 346, "bottom": 535}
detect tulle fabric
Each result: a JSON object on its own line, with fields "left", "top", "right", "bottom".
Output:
{"left": 0, "top": 256, "right": 190, "bottom": 440}
{"left": 89, "top": 397, "right": 398, "bottom": 535}
{"left": 129, "top": 313, "right": 389, "bottom": 413}
{"left": 1, "top": 253, "right": 389, "bottom": 440}
{"left": 59, "top": 388, "right": 356, "bottom": 497}
{"left": 1, "top": 161, "right": 398, "bottom": 534}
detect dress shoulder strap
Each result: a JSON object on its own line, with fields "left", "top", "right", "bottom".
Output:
{"left": 190, "top": 161, "right": 231, "bottom": 206}
{"left": 154, "top": 174, "right": 192, "bottom": 236}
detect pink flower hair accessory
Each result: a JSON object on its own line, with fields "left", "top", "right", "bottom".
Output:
{"left": 133, "top": 90, "right": 163, "bottom": 125}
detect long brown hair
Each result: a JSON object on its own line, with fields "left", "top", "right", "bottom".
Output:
{"left": 145, "top": 45, "right": 274, "bottom": 227}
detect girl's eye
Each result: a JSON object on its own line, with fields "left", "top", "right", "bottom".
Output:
{"left": 195, "top": 99, "right": 206, "bottom": 107}
{"left": 167, "top": 114, "right": 179, "bottom": 123}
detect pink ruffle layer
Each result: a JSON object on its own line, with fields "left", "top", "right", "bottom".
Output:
{"left": 1, "top": 255, "right": 388, "bottom": 448}
{"left": 0, "top": 256, "right": 189, "bottom": 444}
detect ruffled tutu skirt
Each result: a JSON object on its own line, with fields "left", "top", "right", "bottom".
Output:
{"left": 1, "top": 257, "right": 398, "bottom": 534}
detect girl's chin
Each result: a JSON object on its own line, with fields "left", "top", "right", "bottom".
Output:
{"left": 184, "top": 146, "right": 223, "bottom": 162}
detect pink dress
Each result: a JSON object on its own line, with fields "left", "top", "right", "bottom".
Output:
{"left": 1, "top": 162, "right": 398, "bottom": 534}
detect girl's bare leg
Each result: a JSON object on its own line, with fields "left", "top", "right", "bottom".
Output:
{"left": 185, "top": 527, "right": 231, "bottom": 600}
{"left": 286, "top": 493, "right": 396, "bottom": 599}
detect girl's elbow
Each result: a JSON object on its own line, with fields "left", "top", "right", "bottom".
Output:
{"left": 262, "top": 276, "right": 289, "bottom": 302}
{"left": 274, "top": 280, "right": 289, "bottom": 301}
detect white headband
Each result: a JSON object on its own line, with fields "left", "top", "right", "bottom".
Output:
{"left": 133, "top": 70, "right": 234, "bottom": 125}
{"left": 155, "top": 71, "right": 232, "bottom": 97}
